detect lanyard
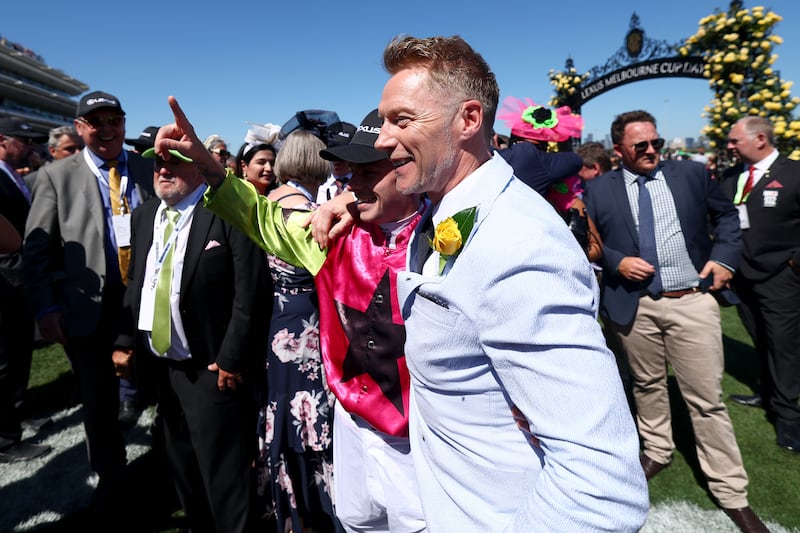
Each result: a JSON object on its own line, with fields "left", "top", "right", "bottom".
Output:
{"left": 732, "top": 167, "right": 765, "bottom": 205}
{"left": 83, "top": 149, "right": 129, "bottom": 208}
{"left": 153, "top": 185, "right": 205, "bottom": 267}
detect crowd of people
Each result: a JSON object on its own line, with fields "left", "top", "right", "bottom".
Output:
{"left": 0, "top": 34, "right": 797, "bottom": 533}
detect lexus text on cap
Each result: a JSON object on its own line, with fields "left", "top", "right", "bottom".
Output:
{"left": 141, "top": 147, "right": 193, "bottom": 163}
{"left": 319, "top": 110, "right": 387, "bottom": 164}
{"left": 0, "top": 117, "right": 47, "bottom": 143}
{"left": 125, "top": 126, "right": 159, "bottom": 150}
{"left": 76, "top": 91, "right": 126, "bottom": 117}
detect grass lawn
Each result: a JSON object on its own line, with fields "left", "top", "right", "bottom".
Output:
{"left": 21, "top": 306, "right": 800, "bottom": 531}
{"left": 646, "top": 306, "right": 800, "bottom": 529}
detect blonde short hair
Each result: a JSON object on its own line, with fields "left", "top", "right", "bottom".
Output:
{"left": 274, "top": 130, "right": 329, "bottom": 186}
{"left": 383, "top": 35, "right": 499, "bottom": 139}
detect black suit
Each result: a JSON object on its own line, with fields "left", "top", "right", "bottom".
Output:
{"left": 0, "top": 165, "right": 33, "bottom": 444}
{"left": 721, "top": 156, "right": 800, "bottom": 430}
{"left": 118, "top": 195, "right": 270, "bottom": 533}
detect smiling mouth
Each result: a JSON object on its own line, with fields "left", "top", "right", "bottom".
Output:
{"left": 392, "top": 158, "right": 413, "bottom": 168}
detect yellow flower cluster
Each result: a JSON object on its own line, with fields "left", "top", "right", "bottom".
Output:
{"left": 683, "top": 4, "right": 799, "bottom": 157}
{"left": 547, "top": 68, "right": 588, "bottom": 108}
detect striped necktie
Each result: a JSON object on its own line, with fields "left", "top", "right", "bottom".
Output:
{"left": 742, "top": 165, "right": 756, "bottom": 200}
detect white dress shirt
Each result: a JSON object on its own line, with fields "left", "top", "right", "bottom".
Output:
{"left": 138, "top": 185, "right": 206, "bottom": 359}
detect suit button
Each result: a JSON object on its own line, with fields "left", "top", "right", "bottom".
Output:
{"left": 367, "top": 339, "right": 375, "bottom": 349}
{"left": 375, "top": 294, "right": 384, "bottom": 304}
{"left": 361, "top": 384, "right": 368, "bottom": 392}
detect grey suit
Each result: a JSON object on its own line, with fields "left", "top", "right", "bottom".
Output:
{"left": 23, "top": 149, "right": 153, "bottom": 484}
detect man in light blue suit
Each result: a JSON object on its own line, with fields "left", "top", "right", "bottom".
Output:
{"left": 373, "top": 35, "right": 649, "bottom": 532}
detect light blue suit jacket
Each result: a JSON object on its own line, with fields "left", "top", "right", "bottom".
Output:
{"left": 397, "top": 155, "right": 649, "bottom": 532}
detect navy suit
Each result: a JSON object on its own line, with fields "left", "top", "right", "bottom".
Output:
{"left": 498, "top": 142, "right": 582, "bottom": 195}
{"left": 585, "top": 159, "right": 741, "bottom": 327}
{"left": 584, "top": 159, "right": 752, "bottom": 510}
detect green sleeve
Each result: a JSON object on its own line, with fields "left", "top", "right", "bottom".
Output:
{"left": 204, "top": 171, "right": 327, "bottom": 275}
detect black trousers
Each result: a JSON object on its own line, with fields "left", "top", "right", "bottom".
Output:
{"left": 155, "top": 357, "right": 258, "bottom": 533}
{"left": 734, "top": 266, "right": 800, "bottom": 425}
{"left": 64, "top": 282, "right": 127, "bottom": 481}
{"left": 0, "top": 278, "right": 33, "bottom": 443}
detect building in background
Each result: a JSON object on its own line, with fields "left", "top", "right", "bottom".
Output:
{"left": 0, "top": 35, "right": 87, "bottom": 137}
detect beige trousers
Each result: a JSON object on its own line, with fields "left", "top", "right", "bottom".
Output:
{"left": 611, "top": 292, "right": 749, "bottom": 509}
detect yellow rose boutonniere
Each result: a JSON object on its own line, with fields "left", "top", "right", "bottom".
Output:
{"left": 429, "top": 206, "right": 477, "bottom": 274}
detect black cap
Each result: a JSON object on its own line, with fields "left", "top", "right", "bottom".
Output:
{"left": 319, "top": 110, "right": 386, "bottom": 164}
{"left": 125, "top": 126, "right": 159, "bottom": 151}
{"left": 0, "top": 117, "right": 47, "bottom": 143}
{"left": 76, "top": 91, "right": 125, "bottom": 117}
{"left": 326, "top": 121, "right": 356, "bottom": 147}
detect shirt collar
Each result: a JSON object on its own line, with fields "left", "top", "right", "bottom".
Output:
{"left": 432, "top": 154, "right": 500, "bottom": 225}
{"left": 86, "top": 147, "right": 125, "bottom": 169}
{"left": 160, "top": 184, "right": 207, "bottom": 216}
{"left": 623, "top": 164, "right": 663, "bottom": 184}
{"left": 750, "top": 148, "right": 780, "bottom": 172}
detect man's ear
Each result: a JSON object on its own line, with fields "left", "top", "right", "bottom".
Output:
{"left": 459, "top": 100, "right": 484, "bottom": 140}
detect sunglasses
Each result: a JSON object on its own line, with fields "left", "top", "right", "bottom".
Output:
{"left": 78, "top": 115, "right": 124, "bottom": 128}
{"left": 210, "top": 148, "right": 231, "bottom": 159}
{"left": 630, "top": 138, "right": 665, "bottom": 153}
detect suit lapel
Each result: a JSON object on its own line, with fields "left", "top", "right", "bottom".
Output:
{"left": 758, "top": 155, "right": 787, "bottom": 193}
{"left": 661, "top": 162, "right": 691, "bottom": 224}
{"left": 610, "top": 170, "right": 639, "bottom": 245}
{"left": 76, "top": 155, "right": 108, "bottom": 243}
{"left": 180, "top": 206, "right": 213, "bottom": 295}
{"left": 135, "top": 200, "right": 158, "bottom": 275}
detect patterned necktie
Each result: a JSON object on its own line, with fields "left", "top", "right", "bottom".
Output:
{"left": 637, "top": 175, "right": 662, "bottom": 296}
{"left": 107, "top": 160, "right": 131, "bottom": 285}
{"left": 152, "top": 208, "right": 180, "bottom": 356}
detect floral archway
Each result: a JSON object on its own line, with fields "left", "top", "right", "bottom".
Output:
{"left": 548, "top": 1, "right": 800, "bottom": 159}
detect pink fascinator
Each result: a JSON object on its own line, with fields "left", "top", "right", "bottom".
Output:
{"left": 498, "top": 96, "right": 583, "bottom": 143}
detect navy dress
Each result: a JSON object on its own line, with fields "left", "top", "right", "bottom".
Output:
{"left": 256, "top": 200, "right": 341, "bottom": 532}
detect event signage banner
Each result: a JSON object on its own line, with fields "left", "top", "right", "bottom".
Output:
{"left": 577, "top": 56, "right": 705, "bottom": 105}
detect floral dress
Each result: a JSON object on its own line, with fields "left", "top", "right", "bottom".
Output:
{"left": 256, "top": 211, "right": 340, "bottom": 532}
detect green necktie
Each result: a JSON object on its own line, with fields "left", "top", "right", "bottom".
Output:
{"left": 152, "top": 208, "right": 180, "bottom": 355}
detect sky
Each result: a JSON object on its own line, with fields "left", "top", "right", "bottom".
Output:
{"left": 4, "top": 0, "right": 800, "bottom": 151}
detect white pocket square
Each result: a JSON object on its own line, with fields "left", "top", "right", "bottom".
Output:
{"left": 204, "top": 239, "right": 222, "bottom": 251}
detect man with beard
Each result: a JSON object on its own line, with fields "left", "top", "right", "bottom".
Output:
{"left": 113, "top": 145, "right": 269, "bottom": 533}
